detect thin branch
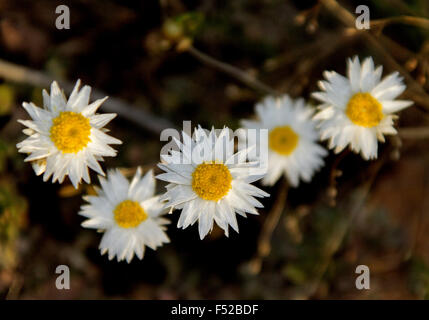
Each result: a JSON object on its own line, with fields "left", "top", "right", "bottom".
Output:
{"left": 381, "top": 0, "right": 429, "bottom": 18}
{"left": 264, "top": 31, "right": 353, "bottom": 72}
{"left": 248, "top": 178, "right": 289, "bottom": 275}
{"left": 320, "top": 0, "right": 429, "bottom": 111}
{"left": 282, "top": 31, "right": 358, "bottom": 96}
{"left": 302, "top": 156, "right": 386, "bottom": 298}
{"left": 406, "top": 179, "right": 429, "bottom": 261}
{"left": 187, "top": 45, "right": 279, "bottom": 96}
{"left": 371, "top": 15, "right": 429, "bottom": 30}
{"left": 399, "top": 127, "right": 429, "bottom": 139}
{"left": 0, "top": 59, "right": 174, "bottom": 134}
{"left": 327, "top": 149, "right": 350, "bottom": 206}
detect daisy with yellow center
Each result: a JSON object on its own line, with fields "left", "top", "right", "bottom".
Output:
{"left": 268, "top": 126, "right": 299, "bottom": 155}
{"left": 241, "top": 95, "right": 327, "bottom": 187}
{"left": 191, "top": 162, "right": 232, "bottom": 201}
{"left": 50, "top": 111, "right": 92, "bottom": 153}
{"left": 157, "top": 126, "right": 269, "bottom": 239}
{"left": 16, "top": 80, "right": 122, "bottom": 188}
{"left": 113, "top": 200, "right": 148, "bottom": 228}
{"left": 79, "top": 168, "right": 170, "bottom": 263}
{"left": 313, "top": 56, "right": 413, "bottom": 160}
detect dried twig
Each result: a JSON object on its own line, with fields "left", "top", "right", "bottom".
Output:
{"left": 187, "top": 45, "right": 279, "bottom": 96}
{"left": 264, "top": 30, "right": 355, "bottom": 73}
{"left": 0, "top": 59, "right": 174, "bottom": 134}
{"left": 327, "top": 149, "right": 350, "bottom": 206}
{"left": 320, "top": 0, "right": 429, "bottom": 111}
{"left": 371, "top": 16, "right": 429, "bottom": 30}
{"left": 302, "top": 156, "right": 386, "bottom": 299}
{"left": 248, "top": 178, "right": 289, "bottom": 275}
{"left": 381, "top": 0, "right": 429, "bottom": 18}
{"left": 281, "top": 31, "right": 358, "bottom": 96}
{"left": 399, "top": 127, "right": 429, "bottom": 139}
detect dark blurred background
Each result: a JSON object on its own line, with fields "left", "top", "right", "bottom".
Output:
{"left": 1, "top": 0, "right": 429, "bottom": 299}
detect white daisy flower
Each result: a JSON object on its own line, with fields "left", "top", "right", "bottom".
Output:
{"left": 18, "top": 125, "right": 48, "bottom": 176}
{"left": 241, "top": 95, "right": 327, "bottom": 187}
{"left": 79, "top": 168, "right": 170, "bottom": 263}
{"left": 312, "top": 56, "right": 413, "bottom": 160}
{"left": 156, "top": 126, "right": 269, "bottom": 240}
{"left": 16, "top": 80, "right": 122, "bottom": 188}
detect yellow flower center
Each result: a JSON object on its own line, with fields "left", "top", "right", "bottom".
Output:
{"left": 113, "top": 200, "right": 148, "bottom": 228}
{"left": 50, "top": 111, "right": 91, "bottom": 153}
{"left": 345, "top": 92, "right": 384, "bottom": 128}
{"left": 269, "top": 126, "right": 299, "bottom": 155}
{"left": 192, "top": 162, "right": 232, "bottom": 201}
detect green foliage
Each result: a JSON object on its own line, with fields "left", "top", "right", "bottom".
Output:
{"left": 0, "top": 136, "right": 28, "bottom": 270}
{"left": 409, "top": 257, "right": 429, "bottom": 299}
{"left": 282, "top": 207, "right": 348, "bottom": 286}
{"left": 175, "top": 12, "right": 205, "bottom": 38}
{"left": 163, "top": 12, "right": 205, "bottom": 41}
{"left": 0, "top": 180, "right": 27, "bottom": 269}
{"left": 0, "top": 84, "right": 15, "bottom": 116}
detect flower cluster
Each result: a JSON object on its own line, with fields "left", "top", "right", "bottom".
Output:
{"left": 16, "top": 56, "right": 412, "bottom": 262}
